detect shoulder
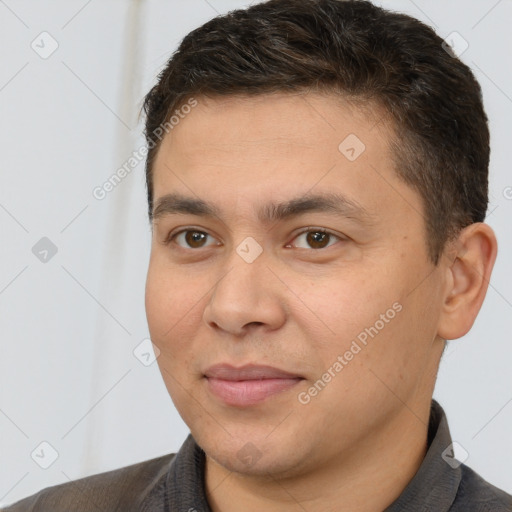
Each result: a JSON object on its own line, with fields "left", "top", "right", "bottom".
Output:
{"left": 451, "top": 463, "right": 512, "bottom": 511}
{"left": 1, "top": 452, "right": 176, "bottom": 512}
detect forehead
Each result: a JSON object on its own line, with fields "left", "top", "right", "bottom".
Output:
{"left": 150, "top": 91, "right": 421, "bottom": 228}
{"left": 153, "top": 92, "right": 389, "bottom": 181}
{"left": 161, "top": 92, "right": 387, "bottom": 153}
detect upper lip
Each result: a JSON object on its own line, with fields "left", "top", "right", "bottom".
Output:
{"left": 204, "top": 363, "right": 303, "bottom": 381}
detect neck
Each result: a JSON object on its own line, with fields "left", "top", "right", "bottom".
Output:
{"left": 204, "top": 401, "right": 431, "bottom": 512}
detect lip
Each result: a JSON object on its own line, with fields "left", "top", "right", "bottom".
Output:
{"left": 204, "top": 364, "right": 304, "bottom": 407}
{"left": 204, "top": 363, "right": 303, "bottom": 380}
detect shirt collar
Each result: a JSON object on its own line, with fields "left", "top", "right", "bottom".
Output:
{"left": 164, "top": 399, "right": 460, "bottom": 511}
{"left": 384, "top": 399, "right": 461, "bottom": 511}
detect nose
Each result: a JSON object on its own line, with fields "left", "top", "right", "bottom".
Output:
{"left": 202, "top": 245, "right": 287, "bottom": 337}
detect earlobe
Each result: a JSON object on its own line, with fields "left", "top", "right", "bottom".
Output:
{"left": 437, "top": 223, "right": 498, "bottom": 340}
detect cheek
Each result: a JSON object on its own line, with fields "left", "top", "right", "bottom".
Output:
{"left": 145, "top": 260, "right": 194, "bottom": 344}
{"left": 145, "top": 263, "right": 169, "bottom": 335}
{"left": 297, "top": 270, "right": 400, "bottom": 347}
{"left": 296, "top": 270, "right": 417, "bottom": 398}
{"left": 145, "top": 259, "right": 215, "bottom": 381}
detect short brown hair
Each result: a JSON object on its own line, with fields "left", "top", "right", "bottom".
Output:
{"left": 141, "top": 0, "right": 489, "bottom": 265}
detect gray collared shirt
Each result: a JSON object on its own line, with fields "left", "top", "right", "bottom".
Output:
{"left": 3, "top": 400, "right": 512, "bottom": 511}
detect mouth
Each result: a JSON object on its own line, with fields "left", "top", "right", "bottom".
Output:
{"left": 204, "top": 363, "right": 304, "bottom": 407}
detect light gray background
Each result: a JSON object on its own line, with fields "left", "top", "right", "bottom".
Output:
{"left": 1, "top": 0, "right": 511, "bottom": 505}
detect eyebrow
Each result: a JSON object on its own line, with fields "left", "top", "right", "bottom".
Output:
{"left": 151, "top": 191, "right": 375, "bottom": 224}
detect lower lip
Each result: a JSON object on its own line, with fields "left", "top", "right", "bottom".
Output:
{"left": 206, "top": 377, "right": 303, "bottom": 407}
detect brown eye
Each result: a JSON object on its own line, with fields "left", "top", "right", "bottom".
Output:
{"left": 171, "top": 230, "right": 218, "bottom": 249}
{"left": 184, "top": 231, "right": 207, "bottom": 248}
{"left": 291, "top": 229, "right": 340, "bottom": 250}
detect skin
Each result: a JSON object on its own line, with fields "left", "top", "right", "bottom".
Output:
{"left": 145, "top": 91, "right": 497, "bottom": 512}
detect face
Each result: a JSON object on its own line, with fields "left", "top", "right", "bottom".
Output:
{"left": 145, "top": 92, "right": 447, "bottom": 478}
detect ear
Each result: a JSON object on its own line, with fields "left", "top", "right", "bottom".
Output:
{"left": 437, "top": 223, "right": 498, "bottom": 340}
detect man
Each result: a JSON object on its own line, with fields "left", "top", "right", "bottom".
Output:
{"left": 3, "top": 0, "right": 511, "bottom": 510}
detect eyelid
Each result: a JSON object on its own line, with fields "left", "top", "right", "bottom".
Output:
{"left": 165, "top": 227, "right": 220, "bottom": 247}
{"left": 165, "top": 226, "right": 345, "bottom": 250}
{"left": 288, "top": 226, "right": 345, "bottom": 249}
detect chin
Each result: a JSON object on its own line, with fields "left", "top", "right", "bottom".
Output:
{"left": 199, "top": 430, "right": 309, "bottom": 478}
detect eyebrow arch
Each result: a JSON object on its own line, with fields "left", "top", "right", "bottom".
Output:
{"left": 151, "top": 191, "right": 375, "bottom": 224}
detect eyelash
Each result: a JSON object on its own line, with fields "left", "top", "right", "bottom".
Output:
{"left": 164, "top": 227, "right": 344, "bottom": 251}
